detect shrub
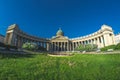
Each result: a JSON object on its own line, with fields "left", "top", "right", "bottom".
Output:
{"left": 114, "top": 43, "right": 120, "bottom": 50}
{"left": 75, "top": 44, "right": 98, "bottom": 52}
{"left": 22, "top": 42, "right": 38, "bottom": 51}
{"left": 75, "top": 44, "right": 85, "bottom": 51}
{"left": 100, "top": 45, "right": 116, "bottom": 51}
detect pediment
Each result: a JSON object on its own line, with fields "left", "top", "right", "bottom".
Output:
{"left": 51, "top": 36, "right": 69, "bottom": 40}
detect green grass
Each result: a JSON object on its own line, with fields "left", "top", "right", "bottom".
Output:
{"left": 0, "top": 53, "right": 120, "bottom": 80}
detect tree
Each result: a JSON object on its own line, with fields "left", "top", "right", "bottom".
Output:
{"left": 22, "top": 42, "right": 38, "bottom": 51}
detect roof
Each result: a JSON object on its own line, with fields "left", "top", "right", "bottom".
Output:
{"left": 56, "top": 28, "right": 64, "bottom": 36}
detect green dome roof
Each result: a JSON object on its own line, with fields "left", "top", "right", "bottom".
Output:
{"left": 56, "top": 28, "right": 64, "bottom": 36}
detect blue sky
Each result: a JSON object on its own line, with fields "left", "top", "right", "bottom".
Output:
{"left": 0, "top": 0, "right": 120, "bottom": 38}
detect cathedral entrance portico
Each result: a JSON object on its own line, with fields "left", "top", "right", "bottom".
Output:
{"left": 50, "top": 28, "right": 70, "bottom": 51}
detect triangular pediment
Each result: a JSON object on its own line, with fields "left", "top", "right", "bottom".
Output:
{"left": 51, "top": 36, "right": 69, "bottom": 41}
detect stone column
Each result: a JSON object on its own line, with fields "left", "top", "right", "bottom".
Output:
{"left": 87, "top": 40, "right": 89, "bottom": 44}
{"left": 75, "top": 42, "right": 77, "bottom": 48}
{"left": 40, "top": 42, "right": 42, "bottom": 47}
{"left": 69, "top": 42, "right": 71, "bottom": 51}
{"left": 45, "top": 42, "right": 47, "bottom": 49}
{"left": 101, "top": 36, "right": 105, "bottom": 47}
{"left": 77, "top": 42, "right": 79, "bottom": 47}
{"left": 74, "top": 42, "right": 76, "bottom": 49}
{"left": 91, "top": 39, "right": 93, "bottom": 44}
{"left": 54, "top": 42, "right": 57, "bottom": 51}
{"left": 17, "top": 36, "right": 21, "bottom": 48}
{"left": 50, "top": 42, "right": 52, "bottom": 51}
{"left": 63, "top": 42, "right": 65, "bottom": 51}
{"left": 103, "top": 33, "right": 110, "bottom": 46}
{"left": 55, "top": 42, "right": 57, "bottom": 51}
{"left": 6, "top": 32, "right": 14, "bottom": 45}
{"left": 67, "top": 42, "right": 69, "bottom": 51}
{"left": 97, "top": 37, "right": 100, "bottom": 48}
{"left": 46, "top": 42, "right": 49, "bottom": 51}
{"left": 52, "top": 42, "right": 54, "bottom": 51}
{"left": 95, "top": 38, "right": 97, "bottom": 45}
{"left": 14, "top": 35, "right": 17, "bottom": 46}
{"left": 70, "top": 42, "right": 72, "bottom": 51}
{"left": 92, "top": 39, "right": 94, "bottom": 44}
{"left": 57, "top": 42, "right": 59, "bottom": 51}
{"left": 57, "top": 42, "right": 58, "bottom": 51}
{"left": 111, "top": 34, "right": 116, "bottom": 44}
{"left": 89, "top": 39, "right": 91, "bottom": 44}
{"left": 64, "top": 42, "right": 66, "bottom": 51}
{"left": 60, "top": 42, "right": 62, "bottom": 51}
{"left": 37, "top": 41, "right": 39, "bottom": 46}
{"left": 42, "top": 42, "right": 44, "bottom": 48}
{"left": 100, "top": 36, "right": 103, "bottom": 47}
{"left": 20, "top": 37, "right": 22, "bottom": 47}
{"left": 61, "top": 42, "right": 63, "bottom": 51}
{"left": 94, "top": 39, "right": 95, "bottom": 44}
{"left": 63, "top": 42, "right": 64, "bottom": 51}
{"left": 53, "top": 42, "right": 55, "bottom": 51}
{"left": 59, "top": 42, "right": 61, "bottom": 51}
{"left": 72, "top": 42, "right": 74, "bottom": 51}
{"left": 39, "top": 41, "right": 40, "bottom": 46}
{"left": 81, "top": 41, "right": 83, "bottom": 45}
{"left": 20, "top": 37, "right": 23, "bottom": 47}
{"left": 60, "top": 42, "right": 61, "bottom": 51}
{"left": 62, "top": 42, "right": 63, "bottom": 51}
{"left": 83, "top": 41, "right": 85, "bottom": 45}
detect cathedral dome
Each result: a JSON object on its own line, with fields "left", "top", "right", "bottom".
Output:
{"left": 56, "top": 28, "right": 64, "bottom": 36}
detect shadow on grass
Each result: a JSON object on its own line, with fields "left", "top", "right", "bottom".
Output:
{"left": 0, "top": 51, "right": 35, "bottom": 59}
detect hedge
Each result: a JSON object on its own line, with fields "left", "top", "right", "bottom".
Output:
{"left": 114, "top": 43, "right": 120, "bottom": 50}
{"left": 100, "top": 45, "right": 116, "bottom": 51}
{"left": 75, "top": 44, "right": 98, "bottom": 52}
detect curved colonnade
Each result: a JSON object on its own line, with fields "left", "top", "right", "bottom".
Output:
{"left": 5, "top": 24, "right": 50, "bottom": 51}
{"left": 70, "top": 25, "right": 115, "bottom": 49}
{"left": 4, "top": 24, "right": 115, "bottom": 51}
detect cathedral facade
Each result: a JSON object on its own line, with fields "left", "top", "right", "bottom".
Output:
{"left": 4, "top": 24, "right": 115, "bottom": 51}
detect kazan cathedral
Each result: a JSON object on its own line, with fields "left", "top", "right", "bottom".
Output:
{"left": 4, "top": 24, "right": 116, "bottom": 51}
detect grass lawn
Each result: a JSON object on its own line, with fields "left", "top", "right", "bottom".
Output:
{"left": 0, "top": 52, "right": 120, "bottom": 80}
